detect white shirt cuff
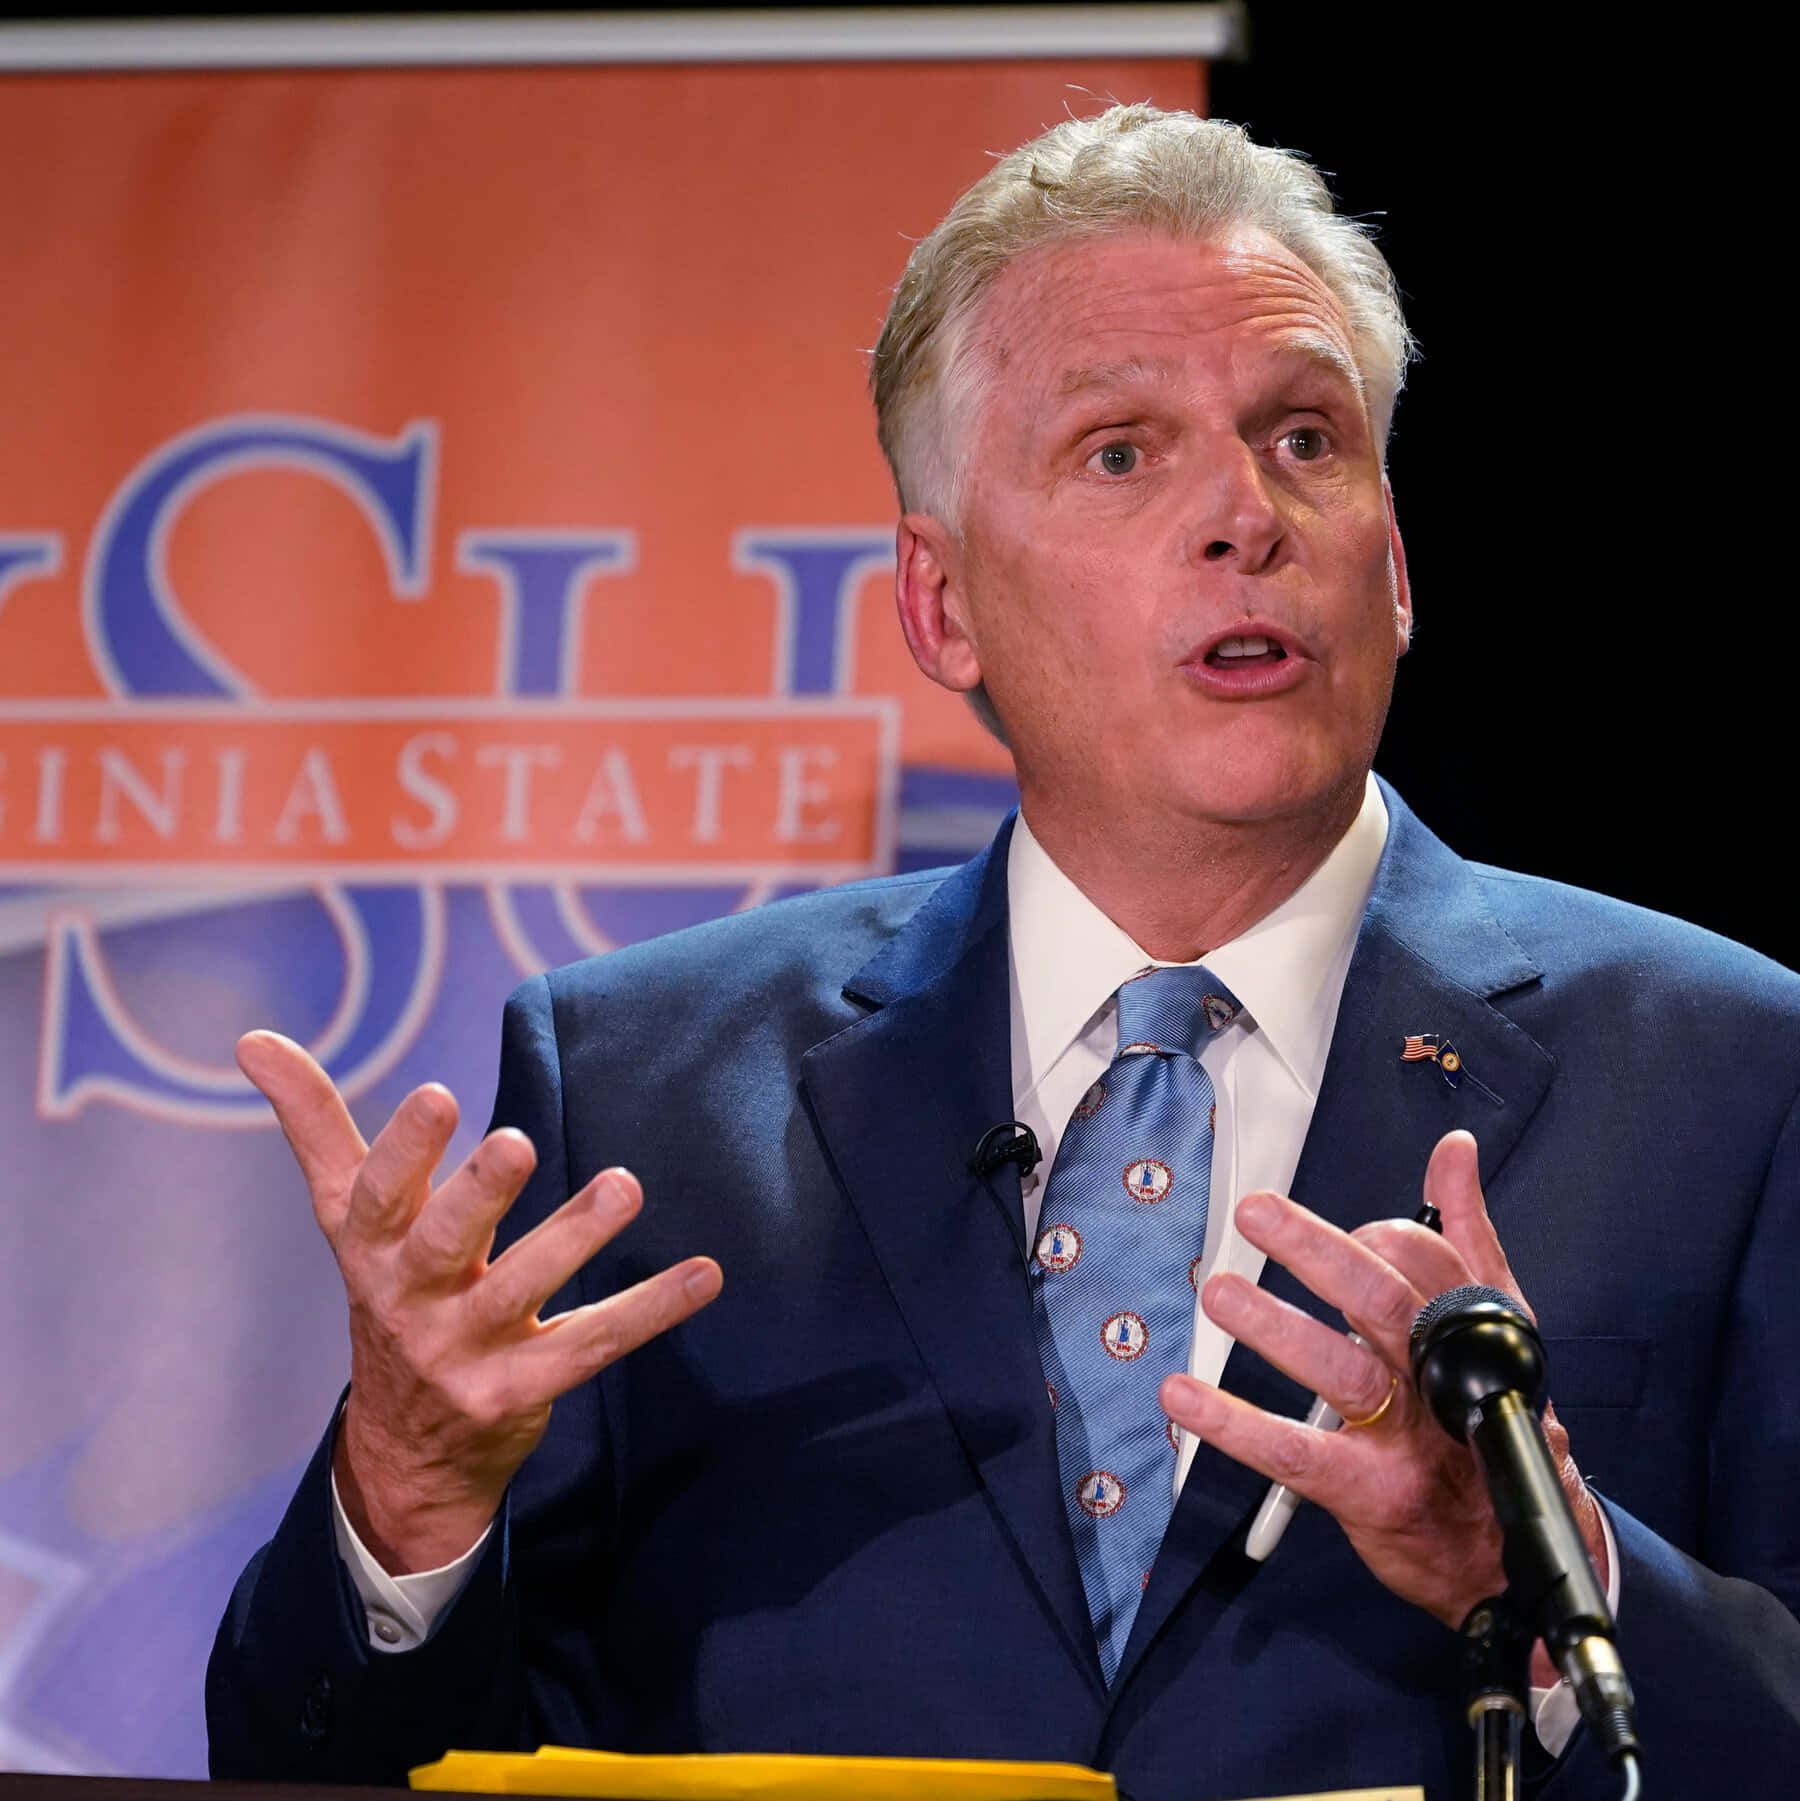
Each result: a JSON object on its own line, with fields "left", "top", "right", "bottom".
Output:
{"left": 330, "top": 1466, "right": 494, "bottom": 1654}
{"left": 1528, "top": 1497, "right": 1622, "bottom": 1756}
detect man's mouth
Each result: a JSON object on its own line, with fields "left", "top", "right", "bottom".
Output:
{"left": 1204, "top": 634, "right": 1289, "bottom": 670}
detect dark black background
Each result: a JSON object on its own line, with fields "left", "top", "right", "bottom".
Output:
{"left": 18, "top": 3, "right": 1791, "bottom": 967}
{"left": 1210, "top": 5, "right": 1795, "bottom": 972}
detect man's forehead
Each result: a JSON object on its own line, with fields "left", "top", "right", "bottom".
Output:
{"left": 981, "top": 228, "right": 1360, "bottom": 381}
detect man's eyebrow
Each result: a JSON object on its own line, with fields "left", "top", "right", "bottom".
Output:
{"left": 1274, "top": 336, "right": 1365, "bottom": 395}
{"left": 1054, "top": 355, "right": 1181, "bottom": 399}
{"left": 1051, "top": 340, "right": 1364, "bottom": 403}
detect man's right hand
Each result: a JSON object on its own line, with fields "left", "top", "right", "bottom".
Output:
{"left": 238, "top": 1030, "right": 723, "bottom": 1576}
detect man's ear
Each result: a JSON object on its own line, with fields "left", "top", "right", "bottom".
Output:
{"left": 894, "top": 513, "right": 983, "bottom": 694}
{"left": 1384, "top": 478, "right": 1414, "bottom": 654}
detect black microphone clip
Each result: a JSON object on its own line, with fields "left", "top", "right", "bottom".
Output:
{"left": 970, "top": 1120, "right": 1042, "bottom": 1180}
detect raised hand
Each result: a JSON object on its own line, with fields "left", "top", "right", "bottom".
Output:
{"left": 1162, "top": 1130, "right": 1606, "bottom": 1645}
{"left": 238, "top": 1030, "right": 722, "bottom": 1574}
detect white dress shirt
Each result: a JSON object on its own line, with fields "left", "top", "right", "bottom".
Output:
{"left": 1007, "top": 778, "right": 1388, "bottom": 1501}
{"left": 336, "top": 772, "right": 1607, "bottom": 1752}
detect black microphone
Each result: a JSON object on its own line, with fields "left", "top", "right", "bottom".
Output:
{"left": 1410, "top": 1285, "right": 1641, "bottom": 1768}
{"left": 970, "top": 1121, "right": 1041, "bottom": 1180}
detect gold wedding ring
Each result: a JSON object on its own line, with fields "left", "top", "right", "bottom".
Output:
{"left": 1340, "top": 1374, "right": 1399, "bottom": 1431}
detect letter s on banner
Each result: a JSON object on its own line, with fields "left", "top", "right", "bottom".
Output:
{"left": 37, "top": 414, "right": 447, "bottom": 1124}
{"left": 86, "top": 413, "right": 437, "bottom": 698}
{"left": 39, "top": 885, "right": 446, "bottom": 1126}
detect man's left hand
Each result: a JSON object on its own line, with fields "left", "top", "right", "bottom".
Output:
{"left": 1161, "top": 1128, "right": 1607, "bottom": 1664}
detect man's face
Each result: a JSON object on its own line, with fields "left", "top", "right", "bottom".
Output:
{"left": 915, "top": 226, "right": 1410, "bottom": 847}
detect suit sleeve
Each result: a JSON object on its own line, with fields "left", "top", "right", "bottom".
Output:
{"left": 206, "top": 975, "right": 605, "bottom": 1783}
{"left": 1702, "top": 1079, "right": 1800, "bottom": 1608}
{"left": 1538, "top": 1085, "right": 1800, "bottom": 1793}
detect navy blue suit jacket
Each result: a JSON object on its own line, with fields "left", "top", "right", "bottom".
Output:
{"left": 209, "top": 788, "right": 1800, "bottom": 1795}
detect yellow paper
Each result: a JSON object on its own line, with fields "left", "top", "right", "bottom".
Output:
{"left": 412, "top": 1749, "right": 1424, "bottom": 1801}
{"left": 1237, "top": 1792, "right": 1423, "bottom": 1801}
{"left": 411, "top": 1746, "right": 1117, "bottom": 1800}
{"left": 1238, "top": 1792, "right": 1424, "bottom": 1801}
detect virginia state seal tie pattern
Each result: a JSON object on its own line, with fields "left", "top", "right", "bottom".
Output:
{"left": 1031, "top": 963, "right": 1241, "bottom": 1683}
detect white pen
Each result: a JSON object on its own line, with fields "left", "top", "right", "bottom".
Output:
{"left": 1244, "top": 1198, "right": 1442, "bottom": 1562}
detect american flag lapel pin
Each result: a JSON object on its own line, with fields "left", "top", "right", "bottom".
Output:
{"left": 1401, "top": 1033, "right": 1464, "bottom": 1090}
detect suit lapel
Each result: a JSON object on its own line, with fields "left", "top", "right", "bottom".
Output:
{"left": 1282, "top": 784, "right": 1558, "bottom": 1246}
{"left": 800, "top": 822, "right": 1103, "bottom": 1693}
{"left": 1115, "top": 787, "right": 1560, "bottom": 1692}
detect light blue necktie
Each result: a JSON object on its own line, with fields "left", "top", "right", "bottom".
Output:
{"left": 1031, "top": 964, "right": 1241, "bottom": 1683}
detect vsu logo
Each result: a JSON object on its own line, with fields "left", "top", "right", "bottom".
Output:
{"left": 0, "top": 413, "right": 925, "bottom": 1124}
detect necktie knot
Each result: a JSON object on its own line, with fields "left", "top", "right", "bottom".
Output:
{"left": 1114, "top": 964, "right": 1241, "bottom": 1061}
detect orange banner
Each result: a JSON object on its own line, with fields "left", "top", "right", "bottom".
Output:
{"left": 0, "top": 60, "right": 1202, "bottom": 766}
{"left": 0, "top": 700, "right": 895, "bottom": 878}
{"left": 0, "top": 45, "right": 1206, "bottom": 1780}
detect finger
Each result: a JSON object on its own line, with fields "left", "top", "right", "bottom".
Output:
{"left": 1351, "top": 1218, "right": 1471, "bottom": 1311}
{"left": 401, "top": 1127, "right": 541, "bottom": 1287}
{"left": 1421, "top": 1130, "right": 1532, "bottom": 1314}
{"left": 237, "top": 1030, "right": 367, "bottom": 1233}
{"left": 1233, "top": 1191, "right": 1425, "bottom": 1363}
{"left": 1203, "top": 1273, "right": 1402, "bottom": 1427}
{"left": 508, "top": 1256, "right": 724, "bottom": 1402}
{"left": 1161, "top": 1372, "right": 1362, "bottom": 1504}
{"left": 470, "top": 1167, "right": 643, "bottom": 1328}
{"left": 345, "top": 1082, "right": 461, "bottom": 1245}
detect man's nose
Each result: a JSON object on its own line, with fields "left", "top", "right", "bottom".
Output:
{"left": 1183, "top": 442, "right": 1285, "bottom": 574}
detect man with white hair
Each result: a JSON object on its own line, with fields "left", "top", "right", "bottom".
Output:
{"left": 210, "top": 107, "right": 1800, "bottom": 1796}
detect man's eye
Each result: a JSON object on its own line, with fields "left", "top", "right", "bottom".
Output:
{"left": 1089, "top": 441, "right": 1138, "bottom": 475}
{"left": 1284, "top": 427, "right": 1328, "bottom": 461}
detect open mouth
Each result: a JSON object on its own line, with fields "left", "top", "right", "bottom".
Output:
{"left": 1204, "top": 634, "right": 1289, "bottom": 671}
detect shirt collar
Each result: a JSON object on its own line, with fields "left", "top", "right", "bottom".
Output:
{"left": 1007, "top": 774, "right": 1389, "bottom": 1104}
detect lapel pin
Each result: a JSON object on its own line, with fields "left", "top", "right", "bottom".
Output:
{"left": 1401, "top": 1033, "right": 1464, "bottom": 1089}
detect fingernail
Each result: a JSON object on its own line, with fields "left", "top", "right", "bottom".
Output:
{"left": 1163, "top": 1374, "right": 1203, "bottom": 1410}
{"left": 1236, "top": 1192, "right": 1276, "bottom": 1232}
{"left": 685, "top": 1262, "right": 721, "bottom": 1299}
{"left": 1207, "top": 1281, "right": 1246, "bottom": 1324}
{"left": 489, "top": 1128, "right": 535, "bottom": 1172}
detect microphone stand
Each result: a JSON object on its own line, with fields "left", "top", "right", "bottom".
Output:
{"left": 1414, "top": 1289, "right": 1643, "bottom": 1799}
{"left": 1460, "top": 1592, "right": 1534, "bottom": 1801}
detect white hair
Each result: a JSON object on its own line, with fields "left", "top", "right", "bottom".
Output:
{"left": 871, "top": 103, "right": 1416, "bottom": 524}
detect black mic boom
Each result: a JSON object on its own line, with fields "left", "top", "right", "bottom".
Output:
{"left": 1410, "top": 1285, "right": 1641, "bottom": 1768}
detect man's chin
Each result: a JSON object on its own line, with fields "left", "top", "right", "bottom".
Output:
{"left": 1017, "top": 736, "right": 1370, "bottom": 849}
{"left": 1162, "top": 759, "right": 1369, "bottom": 837}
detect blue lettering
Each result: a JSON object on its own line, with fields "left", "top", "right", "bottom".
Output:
{"left": 88, "top": 414, "right": 436, "bottom": 697}
{"left": 0, "top": 535, "right": 61, "bottom": 621}
{"left": 457, "top": 531, "right": 634, "bottom": 696}
{"left": 734, "top": 530, "right": 893, "bottom": 695}
{"left": 42, "top": 885, "right": 444, "bottom": 1123}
